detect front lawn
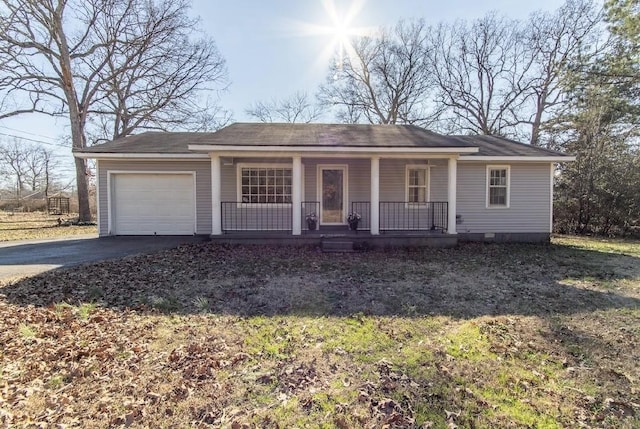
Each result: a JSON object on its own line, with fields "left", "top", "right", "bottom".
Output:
{"left": 0, "top": 237, "right": 638, "bottom": 427}
{"left": 0, "top": 212, "right": 97, "bottom": 242}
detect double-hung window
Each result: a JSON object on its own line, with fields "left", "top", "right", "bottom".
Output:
{"left": 239, "top": 164, "right": 292, "bottom": 204}
{"left": 486, "top": 166, "right": 510, "bottom": 208}
{"left": 406, "top": 165, "right": 429, "bottom": 206}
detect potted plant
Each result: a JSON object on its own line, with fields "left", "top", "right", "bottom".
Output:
{"left": 306, "top": 212, "right": 318, "bottom": 231}
{"left": 347, "top": 211, "right": 361, "bottom": 231}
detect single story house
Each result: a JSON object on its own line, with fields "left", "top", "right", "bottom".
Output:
{"left": 74, "top": 123, "right": 574, "bottom": 246}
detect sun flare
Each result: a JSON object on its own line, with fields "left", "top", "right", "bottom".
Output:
{"left": 286, "top": 0, "right": 373, "bottom": 73}
{"left": 321, "top": 0, "right": 368, "bottom": 66}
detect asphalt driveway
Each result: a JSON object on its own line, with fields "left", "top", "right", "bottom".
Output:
{"left": 0, "top": 235, "right": 209, "bottom": 281}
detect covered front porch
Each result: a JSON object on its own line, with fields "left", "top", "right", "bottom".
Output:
{"left": 197, "top": 153, "right": 464, "bottom": 239}
{"left": 185, "top": 124, "right": 479, "bottom": 240}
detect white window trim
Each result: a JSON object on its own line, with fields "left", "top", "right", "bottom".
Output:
{"left": 317, "top": 164, "right": 349, "bottom": 225}
{"left": 236, "top": 162, "right": 301, "bottom": 208}
{"left": 405, "top": 164, "right": 431, "bottom": 209}
{"left": 486, "top": 165, "right": 511, "bottom": 209}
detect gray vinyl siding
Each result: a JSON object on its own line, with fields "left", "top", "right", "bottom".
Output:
{"left": 378, "top": 159, "right": 447, "bottom": 230}
{"left": 378, "top": 159, "right": 447, "bottom": 201}
{"left": 97, "top": 160, "right": 211, "bottom": 236}
{"left": 456, "top": 162, "right": 551, "bottom": 233}
{"left": 430, "top": 162, "right": 448, "bottom": 202}
{"left": 348, "top": 159, "right": 371, "bottom": 227}
{"left": 379, "top": 159, "right": 404, "bottom": 201}
{"left": 97, "top": 157, "right": 552, "bottom": 236}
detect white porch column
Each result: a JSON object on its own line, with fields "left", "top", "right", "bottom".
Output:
{"left": 292, "top": 156, "right": 302, "bottom": 235}
{"left": 447, "top": 156, "right": 457, "bottom": 235}
{"left": 211, "top": 154, "right": 222, "bottom": 235}
{"left": 370, "top": 155, "right": 380, "bottom": 235}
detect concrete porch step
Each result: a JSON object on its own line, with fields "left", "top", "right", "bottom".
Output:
{"left": 321, "top": 240, "right": 355, "bottom": 253}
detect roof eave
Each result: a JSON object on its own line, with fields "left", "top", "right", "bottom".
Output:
{"left": 188, "top": 144, "right": 479, "bottom": 154}
{"left": 459, "top": 155, "right": 576, "bottom": 162}
{"left": 73, "top": 152, "right": 208, "bottom": 159}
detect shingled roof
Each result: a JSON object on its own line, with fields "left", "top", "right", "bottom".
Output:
{"left": 455, "top": 135, "right": 568, "bottom": 157}
{"left": 189, "top": 123, "right": 477, "bottom": 148}
{"left": 74, "top": 123, "right": 571, "bottom": 158}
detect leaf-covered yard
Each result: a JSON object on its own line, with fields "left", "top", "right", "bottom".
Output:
{"left": 0, "top": 212, "right": 96, "bottom": 242}
{"left": 0, "top": 237, "right": 638, "bottom": 428}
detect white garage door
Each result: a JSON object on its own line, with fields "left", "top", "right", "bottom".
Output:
{"left": 112, "top": 173, "right": 195, "bottom": 235}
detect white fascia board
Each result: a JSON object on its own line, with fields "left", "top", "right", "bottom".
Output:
{"left": 459, "top": 155, "right": 576, "bottom": 162}
{"left": 189, "top": 145, "right": 478, "bottom": 158}
{"left": 73, "top": 152, "right": 209, "bottom": 160}
{"left": 188, "top": 144, "right": 480, "bottom": 155}
{"left": 211, "top": 152, "right": 465, "bottom": 159}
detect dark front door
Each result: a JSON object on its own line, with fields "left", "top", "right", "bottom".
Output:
{"left": 319, "top": 166, "right": 347, "bottom": 225}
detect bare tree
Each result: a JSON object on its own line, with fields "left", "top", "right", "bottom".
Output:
{"left": 88, "top": 0, "right": 229, "bottom": 140}
{"left": 88, "top": 98, "right": 232, "bottom": 145}
{"left": 246, "top": 91, "right": 323, "bottom": 123}
{"left": 0, "top": 140, "right": 53, "bottom": 200}
{"left": 427, "top": 13, "right": 537, "bottom": 136}
{"left": 0, "top": 140, "right": 26, "bottom": 199}
{"left": 0, "top": 0, "right": 228, "bottom": 220}
{"left": 319, "top": 19, "right": 438, "bottom": 125}
{"left": 24, "top": 145, "right": 53, "bottom": 192}
{"left": 522, "top": 0, "right": 602, "bottom": 145}
{"left": 424, "top": 2, "right": 601, "bottom": 142}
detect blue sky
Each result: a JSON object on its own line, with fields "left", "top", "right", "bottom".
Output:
{"left": 1, "top": 0, "right": 570, "bottom": 180}
{"left": 192, "top": 0, "right": 570, "bottom": 121}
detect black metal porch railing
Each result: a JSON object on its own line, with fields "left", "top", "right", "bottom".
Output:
{"left": 351, "top": 201, "right": 371, "bottom": 230}
{"left": 301, "top": 201, "right": 320, "bottom": 231}
{"left": 379, "top": 201, "right": 448, "bottom": 232}
{"left": 221, "top": 202, "right": 292, "bottom": 232}
{"left": 221, "top": 201, "right": 448, "bottom": 233}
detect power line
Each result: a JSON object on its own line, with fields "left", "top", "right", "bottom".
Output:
{"left": 0, "top": 125, "right": 59, "bottom": 142}
{"left": 0, "top": 131, "right": 69, "bottom": 148}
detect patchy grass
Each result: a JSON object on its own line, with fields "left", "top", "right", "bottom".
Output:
{"left": 555, "top": 234, "right": 640, "bottom": 257}
{"left": 0, "top": 236, "right": 638, "bottom": 427}
{"left": 0, "top": 211, "right": 96, "bottom": 241}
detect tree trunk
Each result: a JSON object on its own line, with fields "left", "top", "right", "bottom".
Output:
{"left": 67, "top": 109, "right": 91, "bottom": 221}
{"left": 74, "top": 156, "right": 90, "bottom": 221}
{"left": 15, "top": 177, "right": 22, "bottom": 201}
{"left": 529, "top": 96, "right": 544, "bottom": 146}
{"left": 44, "top": 157, "right": 49, "bottom": 199}
{"left": 53, "top": 7, "right": 92, "bottom": 222}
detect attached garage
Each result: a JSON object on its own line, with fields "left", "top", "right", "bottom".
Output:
{"left": 109, "top": 172, "right": 196, "bottom": 235}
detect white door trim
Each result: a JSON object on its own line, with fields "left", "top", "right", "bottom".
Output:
{"left": 317, "top": 164, "right": 348, "bottom": 225}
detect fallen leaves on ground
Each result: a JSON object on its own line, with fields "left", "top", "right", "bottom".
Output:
{"left": 0, "top": 212, "right": 96, "bottom": 242}
{"left": 0, "top": 238, "right": 638, "bottom": 427}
